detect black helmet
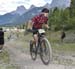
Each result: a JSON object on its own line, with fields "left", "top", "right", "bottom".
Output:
{"left": 41, "top": 8, "right": 49, "bottom": 13}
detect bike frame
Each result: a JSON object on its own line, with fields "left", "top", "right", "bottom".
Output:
{"left": 36, "top": 32, "right": 45, "bottom": 53}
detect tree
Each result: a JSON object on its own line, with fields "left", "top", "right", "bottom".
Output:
{"left": 48, "top": 7, "right": 62, "bottom": 31}
{"left": 69, "top": 0, "right": 75, "bottom": 17}
{"left": 48, "top": 0, "right": 75, "bottom": 31}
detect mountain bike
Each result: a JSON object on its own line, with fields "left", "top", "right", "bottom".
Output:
{"left": 29, "top": 29, "right": 52, "bottom": 65}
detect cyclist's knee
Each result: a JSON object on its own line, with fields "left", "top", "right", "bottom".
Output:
{"left": 33, "top": 34, "right": 38, "bottom": 42}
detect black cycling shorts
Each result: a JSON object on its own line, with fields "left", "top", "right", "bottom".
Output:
{"left": 32, "top": 27, "right": 38, "bottom": 35}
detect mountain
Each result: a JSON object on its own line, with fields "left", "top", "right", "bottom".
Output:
{"left": 44, "top": 3, "right": 51, "bottom": 9}
{"left": 0, "top": 5, "right": 27, "bottom": 26}
{"left": 50, "top": 0, "right": 71, "bottom": 9}
{"left": 0, "top": 12, "right": 20, "bottom": 26}
{"left": 0, "top": 5, "right": 37, "bottom": 26}
{"left": 29, "top": 5, "right": 36, "bottom": 10}
{"left": 11, "top": 5, "right": 27, "bottom": 15}
{"left": 44, "top": 0, "right": 71, "bottom": 9}
{"left": 13, "top": 7, "right": 44, "bottom": 25}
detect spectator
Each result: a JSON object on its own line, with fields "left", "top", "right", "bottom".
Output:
{"left": 61, "top": 31, "right": 66, "bottom": 42}
{"left": 0, "top": 28, "right": 4, "bottom": 52}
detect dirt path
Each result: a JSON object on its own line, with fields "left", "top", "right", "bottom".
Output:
{"left": 4, "top": 36, "right": 75, "bottom": 69}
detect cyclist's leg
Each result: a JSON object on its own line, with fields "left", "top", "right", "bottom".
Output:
{"left": 33, "top": 34, "right": 38, "bottom": 47}
{"left": 32, "top": 27, "right": 38, "bottom": 47}
{"left": 30, "top": 31, "right": 38, "bottom": 52}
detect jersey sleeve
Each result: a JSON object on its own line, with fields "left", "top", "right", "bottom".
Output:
{"left": 31, "top": 16, "right": 37, "bottom": 23}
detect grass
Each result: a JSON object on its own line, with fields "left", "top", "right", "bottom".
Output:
{"left": 52, "top": 43, "right": 75, "bottom": 53}
{"left": 0, "top": 50, "right": 9, "bottom": 63}
{"left": 5, "top": 30, "right": 75, "bottom": 53}
{"left": 0, "top": 64, "right": 20, "bottom": 69}
{"left": 6, "top": 64, "right": 20, "bottom": 69}
{"left": 46, "top": 30, "right": 75, "bottom": 53}
{"left": 17, "top": 30, "right": 75, "bottom": 53}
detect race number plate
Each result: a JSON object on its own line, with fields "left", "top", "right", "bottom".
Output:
{"left": 38, "top": 29, "right": 45, "bottom": 34}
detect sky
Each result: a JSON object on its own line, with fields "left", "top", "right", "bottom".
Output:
{"left": 0, "top": 0, "right": 52, "bottom": 15}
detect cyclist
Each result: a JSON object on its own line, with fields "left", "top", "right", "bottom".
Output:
{"left": 31, "top": 8, "right": 49, "bottom": 47}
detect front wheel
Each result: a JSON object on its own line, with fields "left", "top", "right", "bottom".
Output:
{"left": 40, "top": 38, "right": 52, "bottom": 65}
{"left": 30, "top": 40, "right": 37, "bottom": 60}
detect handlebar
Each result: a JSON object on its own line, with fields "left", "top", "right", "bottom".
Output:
{"left": 26, "top": 29, "right": 36, "bottom": 33}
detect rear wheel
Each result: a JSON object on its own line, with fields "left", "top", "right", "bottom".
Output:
{"left": 30, "top": 40, "right": 37, "bottom": 60}
{"left": 40, "top": 38, "right": 52, "bottom": 65}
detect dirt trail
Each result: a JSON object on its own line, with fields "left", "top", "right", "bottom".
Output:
{"left": 4, "top": 36, "right": 75, "bottom": 69}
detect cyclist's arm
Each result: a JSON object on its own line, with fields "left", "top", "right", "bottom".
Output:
{"left": 44, "top": 24, "right": 49, "bottom": 29}
{"left": 27, "top": 20, "right": 33, "bottom": 30}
